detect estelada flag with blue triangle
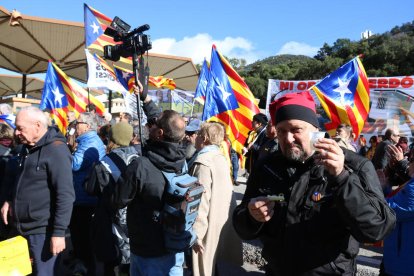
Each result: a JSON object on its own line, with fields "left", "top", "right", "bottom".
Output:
{"left": 40, "top": 61, "right": 105, "bottom": 134}
{"left": 84, "top": 4, "right": 112, "bottom": 49}
{"left": 194, "top": 58, "right": 209, "bottom": 105}
{"left": 311, "top": 56, "right": 370, "bottom": 139}
{"left": 84, "top": 4, "right": 133, "bottom": 67}
{"left": 114, "top": 66, "right": 177, "bottom": 92}
{"left": 202, "top": 45, "right": 259, "bottom": 154}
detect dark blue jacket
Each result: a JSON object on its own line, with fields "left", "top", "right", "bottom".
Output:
{"left": 6, "top": 127, "right": 75, "bottom": 236}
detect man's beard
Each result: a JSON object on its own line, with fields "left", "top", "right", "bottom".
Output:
{"left": 283, "top": 142, "right": 307, "bottom": 162}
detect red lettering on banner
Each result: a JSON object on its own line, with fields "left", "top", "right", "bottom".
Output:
{"left": 388, "top": 78, "right": 399, "bottom": 88}
{"left": 401, "top": 76, "right": 414, "bottom": 88}
{"left": 307, "top": 81, "right": 316, "bottom": 88}
{"left": 369, "top": 77, "right": 413, "bottom": 89}
{"left": 377, "top": 79, "right": 388, "bottom": 89}
{"left": 279, "top": 81, "right": 290, "bottom": 91}
{"left": 297, "top": 82, "right": 307, "bottom": 91}
{"left": 369, "top": 79, "right": 377, "bottom": 88}
{"left": 278, "top": 77, "right": 412, "bottom": 92}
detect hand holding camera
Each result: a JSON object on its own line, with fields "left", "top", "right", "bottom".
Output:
{"left": 313, "top": 137, "right": 345, "bottom": 177}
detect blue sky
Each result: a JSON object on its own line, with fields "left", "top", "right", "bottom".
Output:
{"left": 1, "top": 0, "right": 414, "bottom": 67}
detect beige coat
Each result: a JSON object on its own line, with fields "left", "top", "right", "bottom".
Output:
{"left": 190, "top": 149, "right": 243, "bottom": 276}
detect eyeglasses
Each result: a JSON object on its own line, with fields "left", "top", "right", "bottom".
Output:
{"left": 393, "top": 134, "right": 400, "bottom": 137}
{"left": 76, "top": 121, "right": 88, "bottom": 126}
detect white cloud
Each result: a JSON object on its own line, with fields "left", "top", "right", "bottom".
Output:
{"left": 151, "top": 33, "right": 261, "bottom": 65}
{"left": 276, "top": 41, "right": 319, "bottom": 57}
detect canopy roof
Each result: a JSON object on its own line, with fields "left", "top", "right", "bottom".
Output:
{"left": 0, "top": 74, "right": 105, "bottom": 99}
{"left": 0, "top": 74, "right": 44, "bottom": 99}
{"left": 0, "top": 6, "right": 199, "bottom": 91}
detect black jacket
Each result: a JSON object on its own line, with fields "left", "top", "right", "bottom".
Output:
{"left": 245, "top": 126, "right": 269, "bottom": 174}
{"left": 371, "top": 139, "right": 392, "bottom": 170}
{"left": 0, "top": 145, "right": 12, "bottom": 199}
{"left": 112, "top": 139, "right": 186, "bottom": 257}
{"left": 85, "top": 146, "right": 138, "bottom": 264}
{"left": 5, "top": 127, "right": 75, "bottom": 236}
{"left": 233, "top": 149, "right": 396, "bottom": 275}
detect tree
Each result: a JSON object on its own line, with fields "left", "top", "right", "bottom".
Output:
{"left": 244, "top": 76, "right": 267, "bottom": 100}
{"left": 315, "top": 43, "right": 333, "bottom": 61}
{"left": 224, "top": 56, "right": 247, "bottom": 71}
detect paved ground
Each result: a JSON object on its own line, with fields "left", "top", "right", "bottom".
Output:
{"left": 231, "top": 172, "right": 382, "bottom": 275}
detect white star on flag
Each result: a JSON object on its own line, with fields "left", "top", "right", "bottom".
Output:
{"left": 333, "top": 77, "right": 353, "bottom": 106}
{"left": 122, "top": 71, "right": 131, "bottom": 80}
{"left": 51, "top": 87, "right": 65, "bottom": 106}
{"left": 217, "top": 80, "right": 232, "bottom": 101}
{"left": 90, "top": 21, "right": 100, "bottom": 34}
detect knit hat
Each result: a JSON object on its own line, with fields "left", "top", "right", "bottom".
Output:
{"left": 109, "top": 122, "right": 133, "bottom": 146}
{"left": 253, "top": 113, "right": 268, "bottom": 125}
{"left": 269, "top": 91, "right": 319, "bottom": 128}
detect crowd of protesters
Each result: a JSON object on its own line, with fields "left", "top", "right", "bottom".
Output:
{"left": 0, "top": 86, "right": 413, "bottom": 276}
{"left": 0, "top": 86, "right": 245, "bottom": 276}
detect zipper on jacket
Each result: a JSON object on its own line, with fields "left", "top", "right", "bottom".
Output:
{"left": 14, "top": 152, "right": 29, "bottom": 234}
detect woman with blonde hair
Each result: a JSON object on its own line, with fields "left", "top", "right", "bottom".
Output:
{"left": 190, "top": 122, "right": 242, "bottom": 276}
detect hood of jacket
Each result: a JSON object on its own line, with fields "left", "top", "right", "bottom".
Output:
{"left": 145, "top": 139, "right": 186, "bottom": 173}
{"left": 19, "top": 126, "right": 66, "bottom": 170}
{"left": 23, "top": 126, "right": 66, "bottom": 156}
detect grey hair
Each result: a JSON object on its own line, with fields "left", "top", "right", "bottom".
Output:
{"left": 78, "top": 112, "right": 98, "bottom": 131}
{"left": 0, "top": 103, "right": 12, "bottom": 115}
{"left": 18, "top": 106, "right": 49, "bottom": 128}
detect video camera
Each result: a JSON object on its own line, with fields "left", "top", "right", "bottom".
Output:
{"left": 103, "top": 16, "right": 152, "bottom": 61}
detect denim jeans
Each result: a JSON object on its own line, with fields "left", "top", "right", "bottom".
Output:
{"left": 230, "top": 151, "right": 239, "bottom": 183}
{"left": 130, "top": 251, "right": 184, "bottom": 276}
{"left": 26, "top": 234, "right": 58, "bottom": 276}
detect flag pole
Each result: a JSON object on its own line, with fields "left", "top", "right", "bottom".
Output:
{"left": 133, "top": 53, "right": 145, "bottom": 149}
{"left": 190, "top": 97, "right": 196, "bottom": 118}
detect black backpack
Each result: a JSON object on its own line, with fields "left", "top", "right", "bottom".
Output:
{"left": 90, "top": 150, "right": 139, "bottom": 264}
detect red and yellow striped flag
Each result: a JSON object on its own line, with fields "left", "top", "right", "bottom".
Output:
{"left": 204, "top": 46, "right": 259, "bottom": 154}
{"left": 149, "top": 76, "right": 177, "bottom": 90}
{"left": 311, "top": 56, "right": 370, "bottom": 138}
{"left": 84, "top": 4, "right": 133, "bottom": 66}
{"left": 40, "top": 62, "right": 105, "bottom": 134}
